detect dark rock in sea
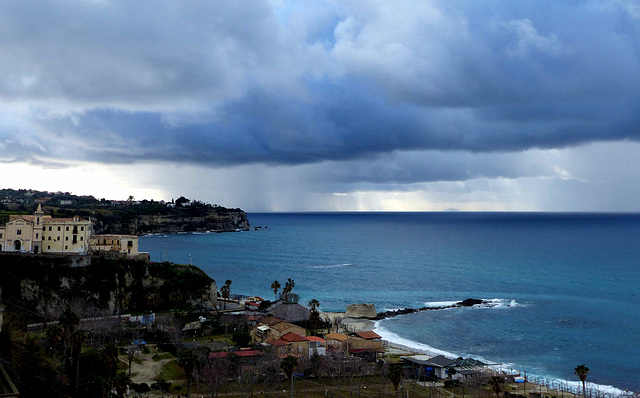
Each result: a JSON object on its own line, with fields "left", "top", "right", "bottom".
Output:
{"left": 457, "top": 298, "right": 484, "bottom": 307}
{"left": 375, "top": 298, "right": 488, "bottom": 320}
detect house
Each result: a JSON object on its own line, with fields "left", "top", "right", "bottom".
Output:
{"left": 266, "top": 333, "right": 327, "bottom": 358}
{"left": 307, "top": 335, "right": 327, "bottom": 356}
{"left": 401, "top": 355, "right": 457, "bottom": 380}
{"left": 89, "top": 234, "right": 144, "bottom": 258}
{"left": 250, "top": 317, "right": 306, "bottom": 344}
{"left": 451, "top": 357, "right": 489, "bottom": 378}
{"left": 264, "top": 300, "right": 310, "bottom": 322}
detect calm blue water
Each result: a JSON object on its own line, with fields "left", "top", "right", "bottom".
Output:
{"left": 140, "top": 212, "right": 640, "bottom": 392}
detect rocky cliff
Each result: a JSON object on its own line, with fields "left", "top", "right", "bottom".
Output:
{"left": 87, "top": 207, "right": 250, "bottom": 235}
{"left": 133, "top": 209, "right": 250, "bottom": 234}
{"left": 0, "top": 252, "right": 217, "bottom": 319}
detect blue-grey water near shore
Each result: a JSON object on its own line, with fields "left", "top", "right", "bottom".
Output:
{"left": 140, "top": 212, "right": 640, "bottom": 392}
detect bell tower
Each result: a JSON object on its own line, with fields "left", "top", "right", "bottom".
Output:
{"left": 32, "top": 203, "right": 44, "bottom": 254}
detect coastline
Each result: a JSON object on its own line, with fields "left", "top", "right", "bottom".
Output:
{"left": 372, "top": 314, "right": 633, "bottom": 397}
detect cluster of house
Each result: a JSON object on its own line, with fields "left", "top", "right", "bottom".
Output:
{"left": 0, "top": 204, "right": 146, "bottom": 259}
{"left": 249, "top": 315, "right": 383, "bottom": 360}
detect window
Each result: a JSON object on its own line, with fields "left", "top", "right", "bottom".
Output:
{"left": 66, "top": 226, "right": 69, "bottom": 231}
{"left": 80, "top": 236, "right": 83, "bottom": 241}
{"left": 65, "top": 236, "right": 68, "bottom": 241}
{"left": 65, "top": 246, "right": 68, "bottom": 250}
{"left": 0, "top": 233, "right": 2, "bottom": 238}
{"left": 57, "top": 227, "right": 61, "bottom": 231}
{"left": 17, "top": 229, "right": 21, "bottom": 235}
{"left": 47, "top": 246, "right": 50, "bottom": 250}
{"left": 48, "top": 236, "right": 51, "bottom": 241}
{"left": 72, "top": 236, "right": 77, "bottom": 244}
{"left": 35, "top": 233, "right": 39, "bottom": 239}
{"left": 57, "top": 237, "right": 60, "bottom": 241}
{"left": 49, "top": 226, "right": 52, "bottom": 231}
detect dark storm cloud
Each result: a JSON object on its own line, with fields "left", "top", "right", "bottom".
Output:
{"left": 1, "top": 0, "right": 640, "bottom": 186}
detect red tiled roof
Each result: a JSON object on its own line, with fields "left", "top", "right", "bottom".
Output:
{"left": 267, "top": 339, "right": 291, "bottom": 347}
{"left": 281, "top": 332, "right": 308, "bottom": 342}
{"left": 209, "top": 350, "right": 262, "bottom": 358}
{"left": 306, "top": 336, "right": 326, "bottom": 342}
{"left": 325, "top": 332, "right": 349, "bottom": 341}
{"left": 355, "top": 331, "right": 382, "bottom": 340}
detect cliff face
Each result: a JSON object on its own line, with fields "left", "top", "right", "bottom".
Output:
{"left": 0, "top": 252, "right": 217, "bottom": 318}
{"left": 91, "top": 208, "right": 250, "bottom": 235}
{"left": 133, "top": 210, "right": 250, "bottom": 234}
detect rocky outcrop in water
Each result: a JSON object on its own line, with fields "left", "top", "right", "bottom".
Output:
{"left": 375, "top": 298, "right": 490, "bottom": 320}
{"left": 346, "top": 303, "right": 377, "bottom": 319}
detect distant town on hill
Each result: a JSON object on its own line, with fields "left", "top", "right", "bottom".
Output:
{"left": 0, "top": 188, "right": 249, "bottom": 235}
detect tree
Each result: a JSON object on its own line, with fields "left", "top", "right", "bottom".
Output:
{"left": 388, "top": 363, "right": 404, "bottom": 398}
{"left": 114, "top": 371, "right": 132, "bottom": 398}
{"left": 282, "top": 278, "right": 295, "bottom": 301}
{"left": 575, "top": 364, "right": 590, "bottom": 398}
{"left": 179, "top": 349, "right": 197, "bottom": 398}
{"left": 308, "top": 298, "right": 319, "bottom": 312}
{"left": 308, "top": 299, "right": 321, "bottom": 334}
{"left": 280, "top": 355, "right": 299, "bottom": 398}
{"left": 280, "top": 355, "right": 298, "bottom": 379}
{"left": 69, "top": 329, "right": 88, "bottom": 394}
{"left": 175, "top": 196, "right": 190, "bottom": 207}
{"left": 58, "top": 306, "right": 80, "bottom": 337}
{"left": 219, "top": 285, "right": 230, "bottom": 310}
{"left": 232, "top": 331, "right": 252, "bottom": 347}
{"left": 45, "top": 324, "right": 63, "bottom": 358}
{"left": 488, "top": 376, "right": 504, "bottom": 398}
{"left": 271, "top": 280, "right": 281, "bottom": 301}
{"left": 101, "top": 343, "right": 119, "bottom": 387}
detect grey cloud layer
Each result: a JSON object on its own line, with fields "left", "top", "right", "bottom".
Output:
{"left": 1, "top": 0, "right": 639, "bottom": 185}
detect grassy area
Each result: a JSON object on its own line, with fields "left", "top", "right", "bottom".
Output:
{"left": 157, "top": 359, "right": 185, "bottom": 381}
{"left": 151, "top": 353, "right": 173, "bottom": 361}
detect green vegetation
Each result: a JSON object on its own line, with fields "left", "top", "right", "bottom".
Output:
{"left": 158, "top": 359, "right": 186, "bottom": 381}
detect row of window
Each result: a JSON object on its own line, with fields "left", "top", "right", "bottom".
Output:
{"left": 12, "top": 226, "right": 88, "bottom": 235}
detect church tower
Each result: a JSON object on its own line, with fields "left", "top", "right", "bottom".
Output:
{"left": 32, "top": 203, "right": 44, "bottom": 254}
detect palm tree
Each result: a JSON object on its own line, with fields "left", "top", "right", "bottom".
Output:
{"left": 179, "top": 349, "right": 197, "bottom": 398}
{"left": 101, "top": 343, "right": 119, "bottom": 387}
{"left": 45, "top": 323, "right": 63, "bottom": 358}
{"left": 575, "top": 364, "right": 590, "bottom": 397}
{"left": 280, "top": 355, "right": 298, "bottom": 398}
{"left": 271, "top": 280, "right": 281, "bottom": 301}
{"left": 280, "top": 355, "right": 298, "bottom": 379}
{"left": 220, "top": 285, "right": 230, "bottom": 310}
{"left": 388, "top": 363, "right": 404, "bottom": 398}
{"left": 58, "top": 306, "right": 80, "bottom": 338}
{"left": 488, "top": 375, "right": 504, "bottom": 398}
{"left": 308, "top": 298, "right": 320, "bottom": 312}
{"left": 283, "top": 278, "right": 295, "bottom": 301}
{"left": 69, "top": 329, "right": 87, "bottom": 394}
{"left": 308, "top": 299, "right": 321, "bottom": 334}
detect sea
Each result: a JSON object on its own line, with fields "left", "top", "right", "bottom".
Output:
{"left": 139, "top": 212, "right": 640, "bottom": 394}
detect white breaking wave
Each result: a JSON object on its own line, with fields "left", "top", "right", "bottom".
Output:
{"left": 374, "top": 321, "right": 458, "bottom": 358}
{"left": 375, "top": 310, "right": 631, "bottom": 397}
{"left": 422, "top": 298, "right": 522, "bottom": 309}
{"left": 308, "top": 263, "right": 353, "bottom": 269}
{"left": 423, "top": 300, "right": 460, "bottom": 308}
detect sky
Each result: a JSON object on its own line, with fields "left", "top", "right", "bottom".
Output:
{"left": 1, "top": 0, "right": 639, "bottom": 212}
